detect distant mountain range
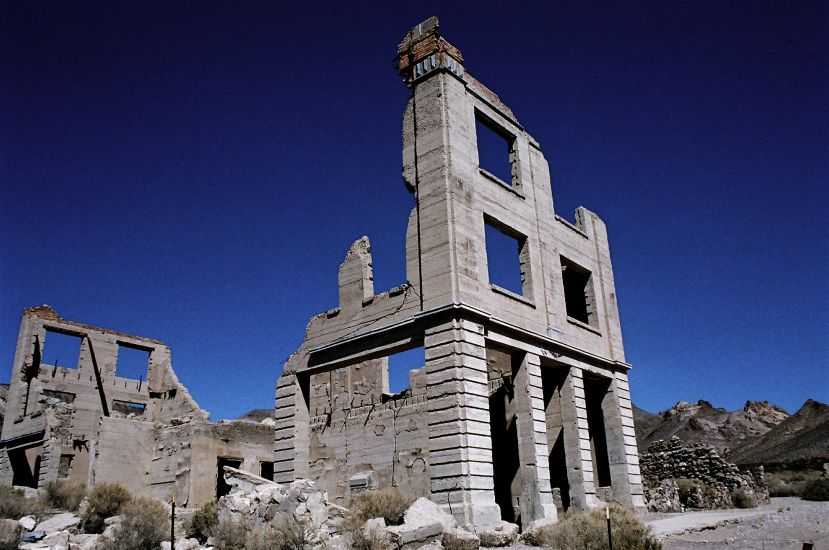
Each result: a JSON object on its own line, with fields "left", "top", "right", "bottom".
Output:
{"left": 635, "top": 398, "right": 829, "bottom": 469}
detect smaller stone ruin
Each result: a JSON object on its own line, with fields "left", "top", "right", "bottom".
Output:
{"left": 640, "top": 436, "right": 768, "bottom": 512}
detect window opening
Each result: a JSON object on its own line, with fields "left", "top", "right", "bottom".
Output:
{"left": 116, "top": 343, "right": 151, "bottom": 380}
{"left": 485, "top": 217, "right": 531, "bottom": 298}
{"left": 386, "top": 346, "right": 424, "bottom": 396}
{"left": 41, "top": 329, "right": 83, "bottom": 369}
{"left": 260, "top": 461, "right": 274, "bottom": 481}
{"left": 560, "top": 256, "right": 597, "bottom": 327}
{"left": 475, "top": 112, "right": 515, "bottom": 185}
{"left": 42, "top": 389, "right": 75, "bottom": 404}
{"left": 111, "top": 400, "right": 146, "bottom": 416}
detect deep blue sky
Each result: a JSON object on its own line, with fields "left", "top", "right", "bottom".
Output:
{"left": 2, "top": 1, "right": 827, "bottom": 420}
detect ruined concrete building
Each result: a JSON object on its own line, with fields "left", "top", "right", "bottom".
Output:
{"left": 275, "top": 17, "right": 644, "bottom": 531}
{"left": 0, "top": 305, "right": 274, "bottom": 507}
{"left": 1, "top": 17, "right": 644, "bottom": 533}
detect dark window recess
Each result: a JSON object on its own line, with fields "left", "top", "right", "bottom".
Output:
{"left": 116, "top": 343, "right": 151, "bottom": 380}
{"left": 42, "top": 389, "right": 75, "bottom": 404}
{"left": 260, "top": 461, "right": 274, "bottom": 481}
{"left": 485, "top": 218, "right": 531, "bottom": 298}
{"left": 217, "top": 457, "right": 243, "bottom": 498}
{"left": 386, "top": 346, "right": 424, "bottom": 396}
{"left": 42, "top": 330, "right": 83, "bottom": 369}
{"left": 58, "top": 454, "right": 73, "bottom": 478}
{"left": 560, "top": 257, "right": 597, "bottom": 326}
{"left": 9, "top": 448, "right": 41, "bottom": 488}
{"left": 150, "top": 389, "right": 177, "bottom": 400}
{"left": 111, "top": 400, "right": 146, "bottom": 416}
{"left": 475, "top": 113, "right": 515, "bottom": 185}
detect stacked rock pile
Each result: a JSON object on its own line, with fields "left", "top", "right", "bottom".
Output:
{"left": 640, "top": 436, "right": 768, "bottom": 512}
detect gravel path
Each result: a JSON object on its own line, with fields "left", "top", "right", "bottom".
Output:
{"left": 659, "top": 497, "right": 829, "bottom": 549}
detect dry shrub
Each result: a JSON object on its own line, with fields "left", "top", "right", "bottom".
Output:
{"left": 43, "top": 479, "right": 87, "bottom": 511}
{"left": 212, "top": 516, "right": 312, "bottom": 550}
{"left": 527, "top": 503, "right": 662, "bottom": 550}
{"left": 98, "top": 496, "right": 169, "bottom": 550}
{"left": 767, "top": 477, "right": 799, "bottom": 497}
{"left": 211, "top": 516, "right": 250, "bottom": 550}
{"left": 186, "top": 500, "right": 218, "bottom": 543}
{"left": 81, "top": 483, "right": 132, "bottom": 533}
{"left": 0, "top": 520, "right": 21, "bottom": 550}
{"left": 730, "top": 488, "right": 758, "bottom": 508}
{"left": 344, "top": 489, "right": 414, "bottom": 529}
{"left": 0, "top": 485, "right": 40, "bottom": 520}
{"left": 801, "top": 478, "right": 829, "bottom": 501}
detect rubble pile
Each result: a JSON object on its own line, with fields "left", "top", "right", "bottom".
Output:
{"left": 641, "top": 436, "right": 768, "bottom": 512}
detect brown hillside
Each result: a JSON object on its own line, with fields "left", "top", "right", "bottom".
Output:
{"left": 635, "top": 399, "right": 788, "bottom": 454}
{"left": 726, "top": 399, "right": 829, "bottom": 467}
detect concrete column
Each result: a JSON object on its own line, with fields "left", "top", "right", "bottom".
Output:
{"left": 424, "top": 318, "right": 500, "bottom": 532}
{"left": 605, "top": 371, "right": 645, "bottom": 507}
{"left": 273, "top": 373, "right": 310, "bottom": 483}
{"left": 513, "top": 352, "right": 557, "bottom": 524}
{"left": 561, "top": 367, "right": 598, "bottom": 510}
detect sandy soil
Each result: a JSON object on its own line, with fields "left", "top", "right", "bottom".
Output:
{"left": 658, "top": 497, "right": 829, "bottom": 549}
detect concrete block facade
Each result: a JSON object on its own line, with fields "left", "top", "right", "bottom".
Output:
{"left": 0, "top": 305, "right": 273, "bottom": 508}
{"left": 275, "top": 17, "right": 644, "bottom": 532}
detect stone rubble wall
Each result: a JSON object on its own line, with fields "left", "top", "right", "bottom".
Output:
{"left": 641, "top": 436, "right": 768, "bottom": 511}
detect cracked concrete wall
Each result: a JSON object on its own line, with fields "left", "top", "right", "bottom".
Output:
{"left": 0, "top": 306, "right": 273, "bottom": 509}
{"left": 275, "top": 17, "right": 644, "bottom": 531}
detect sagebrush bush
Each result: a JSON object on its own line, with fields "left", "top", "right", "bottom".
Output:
{"left": 801, "top": 478, "right": 829, "bottom": 501}
{"left": 526, "top": 503, "right": 662, "bottom": 550}
{"left": 81, "top": 483, "right": 132, "bottom": 533}
{"left": 767, "top": 478, "right": 799, "bottom": 497}
{"left": 99, "top": 496, "right": 169, "bottom": 550}
{"left": 43, "top": 479, "right": 87, "bottom": 511}
{"left": 0, "top": 485, "right": 40, "bottom": 520}
{"left": 211, "top": 517, "right": 249, "bottom": 550}
{"left": 186, "top": 500, "right": 218, "bottom": 543}
{"left": 344, "top": 489, "right": 414, "bottom": 529}
{"left": 731, "top": 488, "right": 758, "bottom": 508}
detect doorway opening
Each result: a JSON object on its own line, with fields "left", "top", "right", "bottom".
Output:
{"left": 486, "top": 345, "right": 523, "bottom": 524}
{"left": 541, "top": 365, "right": 571, "bottom": 511}
{"left": 216, "top": 457, "right": 243, "bottom": 498}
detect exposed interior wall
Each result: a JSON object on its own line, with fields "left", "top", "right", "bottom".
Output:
{"left": 304, "top": 356, "right": 430, "bottom": 507}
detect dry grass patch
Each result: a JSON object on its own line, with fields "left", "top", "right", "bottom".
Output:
{"left": 526, "top": 503, "right": 662, "bottom": 550}
{"left": 344, "top": 489, "right": 414, "bottom": 529}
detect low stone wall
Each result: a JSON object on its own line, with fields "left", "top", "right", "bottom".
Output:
{"left": 641, "top": 437, "right": 768, "bottom": 511}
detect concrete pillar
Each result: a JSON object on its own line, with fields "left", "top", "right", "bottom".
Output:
{"left": 513, "top": 352, "right": 557, "bottom": 524}
{"left": 561, "top": 367, "right": 599, "bottom": 510}
{"left": 273, "top": 373, "right": 310, "bottom": 483}
{"left": 424, "top": 318, "right": 500, "bottom": 531}
{"left": 604, "top": 371, "right": 645, "bottom": 507}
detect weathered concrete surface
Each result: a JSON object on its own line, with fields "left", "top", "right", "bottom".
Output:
{"left": 0, "top": 306, "right": 274, "bottom": 507}
{"left": 275, "top": 15, "right": 644, "bottom": 533}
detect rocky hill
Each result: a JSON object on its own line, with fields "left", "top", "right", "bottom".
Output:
{"left": 635, "top": 399, "right": 789, "bottom": 455}
{"left": 726, "top": 399, "right": 829, "bottom": 468}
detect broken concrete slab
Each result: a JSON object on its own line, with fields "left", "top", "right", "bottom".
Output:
{"left": 35, "top": 512, "right": 79, "bottom": 534}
